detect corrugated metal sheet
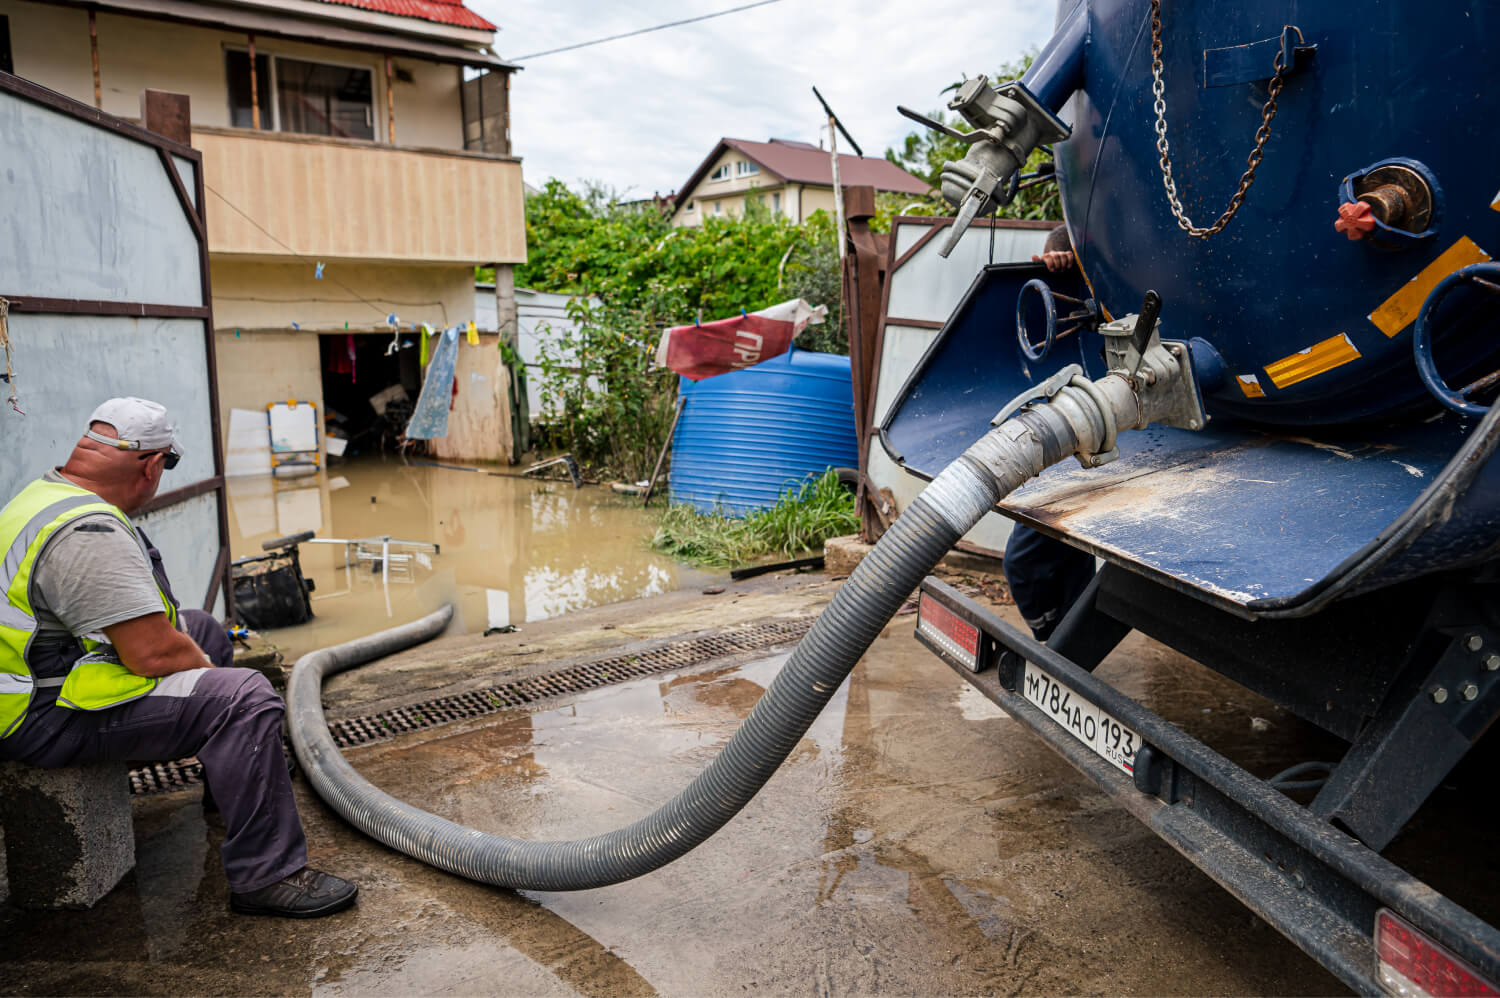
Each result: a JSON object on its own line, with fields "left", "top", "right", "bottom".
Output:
{"left": 669, "top": 350, "right": 858, "bottom": 516}
{"left": 312, "top": 0, "right": 496, "bottom": 31}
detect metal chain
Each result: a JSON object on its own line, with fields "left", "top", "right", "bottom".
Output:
{"left": 1150, "top": 0, "right": 1291, "bottom": 238}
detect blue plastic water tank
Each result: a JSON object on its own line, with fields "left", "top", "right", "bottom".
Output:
{"left": 668, "top": 349, "right": 858, "bottom": 516}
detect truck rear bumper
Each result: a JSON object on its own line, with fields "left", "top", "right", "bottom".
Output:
{"left": 915, "top": 575, "right": 1500, "bottom": 994}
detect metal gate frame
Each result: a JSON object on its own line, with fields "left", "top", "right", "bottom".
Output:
{"left": 0, "top": 69, "right": 231, "bottom": 614}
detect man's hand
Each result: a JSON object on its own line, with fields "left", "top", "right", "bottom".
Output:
{"left": 102, "top": 612, "right": 214, "bottom": 678}
{"left": 1033, "top": 250, "right": 1075, "bottom": 273}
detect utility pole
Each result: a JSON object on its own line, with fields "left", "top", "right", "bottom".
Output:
{"left": 812, "top": 87, "right": 862, "bottom": 262}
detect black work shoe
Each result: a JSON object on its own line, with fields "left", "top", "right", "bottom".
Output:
{"left": 229, "top": 868, "right": 358, "bottom": 918}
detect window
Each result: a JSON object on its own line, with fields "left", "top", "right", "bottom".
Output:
{"left": 225, "top": 50, "right": 375, "bottom": 140}
{"left": 709, "top": 164, "right": 731, "bottom": 182}
{"left": 276, "top": 57, "right": 374, "bottom": 139}
{"left": 772, "top": 192, "right": 781, "bottom": 214}
{"left": 686, "top": 200, "right": 696, "bottom": 211}
{"left": 226, "top": 50, "right": 272, "bottom": 130}
{"left": 0, "top": 16, "right": 12, "bottom": 76}
{"left": 713, "top": 201, "right": 722, "bottom": 215}
{"left": 736, "top": 160, "right": 759, "bottom": 177}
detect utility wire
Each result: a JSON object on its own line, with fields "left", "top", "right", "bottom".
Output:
{"left": 514, "top": 0, "right": 785, "bottom": 60}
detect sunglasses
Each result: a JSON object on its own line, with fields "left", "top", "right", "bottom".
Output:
{"left": 138, "top": 449, "right": 181, "bottom": 470}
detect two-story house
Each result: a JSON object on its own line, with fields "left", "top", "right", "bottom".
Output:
{"left": 670, "top": 137, "right": 930, "bottom": 227}
{"left": 0, "top": 0, "right": 526, "bottom": 461}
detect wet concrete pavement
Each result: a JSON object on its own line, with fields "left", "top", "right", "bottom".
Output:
{"left": 3, "top": 570, "right": 1466, "bottom": 995}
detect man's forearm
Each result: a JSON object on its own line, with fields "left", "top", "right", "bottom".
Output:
{"left": 120, "top": 629, "right": 213, "bottom": 677}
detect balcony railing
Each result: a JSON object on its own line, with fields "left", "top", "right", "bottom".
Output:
{"left": 193, "top": 126, "right": 525, "bottom": 265}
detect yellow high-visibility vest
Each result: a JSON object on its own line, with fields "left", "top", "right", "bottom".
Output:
{"left": 0, "top": 478, "right": 176, "bottom": 737}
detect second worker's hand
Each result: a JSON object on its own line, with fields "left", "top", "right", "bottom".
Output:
{"left": 1033, "top": 250, "right": 1075, "bottom": 273}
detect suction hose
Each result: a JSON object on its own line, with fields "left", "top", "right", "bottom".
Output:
{"left": 289, "top": 373, "right": 1137, "bottom": 891}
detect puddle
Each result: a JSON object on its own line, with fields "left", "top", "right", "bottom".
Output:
{"left": 226, "top": 458, "right": 722, "bottom": 660}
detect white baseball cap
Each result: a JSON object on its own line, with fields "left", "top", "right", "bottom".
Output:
{"left": 85, "top": 397, "right": 184, "bottom": 466}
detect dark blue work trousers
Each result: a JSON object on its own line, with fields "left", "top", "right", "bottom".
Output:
{"left": 0, "top": 666, "right": 308, "bottom": 893}
{"left": 1003, "top": 524, "right": 1097, "bottom": 641}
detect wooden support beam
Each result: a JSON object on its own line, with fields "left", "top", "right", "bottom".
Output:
{"left": 385, "top": 54, "right": 396, "bottom": 144}
{"left": 88, "top": 10, "right": 101, "bottom": 109}
{"left": 247, "top": 32, "right": 260, "bottom": 129}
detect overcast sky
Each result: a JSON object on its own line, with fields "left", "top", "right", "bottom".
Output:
{"left": 465, "top": 0, "right": 1058, "bottom": 198}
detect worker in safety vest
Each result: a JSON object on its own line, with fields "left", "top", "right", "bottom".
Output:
{"left": 0, "top": 397, "right": 357, "bottom": 918}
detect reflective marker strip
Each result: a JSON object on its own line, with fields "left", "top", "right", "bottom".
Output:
{"left": 1236, "top": 374, "right": 1266, "bottom": 398}
{"left": 1492, "top": 189, "right": 1500, "bottom": 213}
{"left": 1264, "top": 333, "right": 1362, "bottom": 390}
{"left": 1368, "top": 235, "right": 1491, "bottom": 338}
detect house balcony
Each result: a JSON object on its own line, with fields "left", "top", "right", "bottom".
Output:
{"left": 193, "top": 126, "right": 526, "bottom": 266}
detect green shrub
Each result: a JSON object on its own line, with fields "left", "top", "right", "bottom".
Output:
{"left": 652, "top": 469, "right": 858, "bottom": 567}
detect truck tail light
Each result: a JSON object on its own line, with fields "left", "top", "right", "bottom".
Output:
{"left": 1376, "top": 909, "right": 1499, "bottom": 997}
{"left": 916, "top": 594, "right": 981, "bottom": 671}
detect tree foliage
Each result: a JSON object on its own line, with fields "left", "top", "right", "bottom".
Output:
{"left": 513, "top": 180, "right": 849, "bottom": 477}
{"left": 883, "top": 53, "right": 1061, "bottom": 222}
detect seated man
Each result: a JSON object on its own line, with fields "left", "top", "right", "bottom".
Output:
{"left": 0, "top": 397, "right": 356, "bottom": 918}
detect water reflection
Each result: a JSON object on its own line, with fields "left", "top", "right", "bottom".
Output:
{"left": 225, "top": 458, "right": 720, "bottom": 660}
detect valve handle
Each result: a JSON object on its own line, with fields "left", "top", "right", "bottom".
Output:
{"left": 1017, "top": 279, "right": 1059, "bottom": 363}
{"left": 1131, "top": 290, "right": 1163, "bottom": 361}
{"left": 895, "top": 106, "right": 988, "bottom": 145}
{"left": 1413, "top": 263, "right": 1500, "bottom": 417}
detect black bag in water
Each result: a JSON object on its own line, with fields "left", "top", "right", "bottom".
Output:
{"left": 231, "top": 549, "right": 314, "bottom": 630}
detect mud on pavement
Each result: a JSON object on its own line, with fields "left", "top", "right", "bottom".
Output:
{"left": 0, "top": 569, "right": 1388, "bottom": 995}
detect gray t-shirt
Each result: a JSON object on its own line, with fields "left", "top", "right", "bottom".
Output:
{"left": 29, "top": 470, "right": 167, "bottom": 641}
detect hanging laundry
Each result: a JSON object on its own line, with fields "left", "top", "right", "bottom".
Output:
{"left": 419, "top": 324, "right": 431, "bottom": 366}
{"left": 466, "top": 320, "right": 479, "bottom": 346}
{"left": 405, "top": 326, "right": 460, "bottom": 440}
{"left": 314, "top": 262, "right": 325, "bottom": 279}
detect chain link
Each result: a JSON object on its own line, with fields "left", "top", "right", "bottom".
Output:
{"left": 1150, "top": 0, "right": 1291, "bottom": 238}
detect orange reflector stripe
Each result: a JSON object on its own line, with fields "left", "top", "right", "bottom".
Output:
{"left": 1236, "top": 374, "right": 1266, "bottom": 398}
{"left": 1264, "top": 333, "right": 1362, "bottom": 390}
{"left": 917, "top": 596, "right": 980, "bottom": 666}
{"left": 1368, "top": 236, "right": 1491, "bottom": 338}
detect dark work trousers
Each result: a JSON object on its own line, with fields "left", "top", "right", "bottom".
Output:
{"left": 0, "top": 668, "right": 309, "bottom": 893}
{"left": 1003, "top": 524, "right": 1097, "bottom": 641}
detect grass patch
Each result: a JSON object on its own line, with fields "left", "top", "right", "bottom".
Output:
{"left": 651, "top": 469, "right": 859, "bottom": 567}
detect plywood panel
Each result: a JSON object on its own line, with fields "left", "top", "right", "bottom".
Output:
{"left": 196, "top": 129, "right": 526, "bottom": 264}
{"left": 429, "top": 334, "right": 513, "bottom": 463}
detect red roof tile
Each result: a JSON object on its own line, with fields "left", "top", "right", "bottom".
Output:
{"left": 311, "top": 0, "right": 496, "bottom": 32}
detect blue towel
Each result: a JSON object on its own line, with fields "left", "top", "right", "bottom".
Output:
{"left": 405, "top": 327, "right": 460, "bottom": 440}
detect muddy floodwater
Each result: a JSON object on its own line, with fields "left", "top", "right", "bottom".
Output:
{"left": 226, "top": 458, "right": 721, "bottom": 660}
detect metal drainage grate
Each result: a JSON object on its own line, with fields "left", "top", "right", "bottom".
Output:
{"left": 129, "top": 615, "right": 814, "bottom": 795}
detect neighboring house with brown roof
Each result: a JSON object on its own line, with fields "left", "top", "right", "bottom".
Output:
{"left": 671, "top": 137, "right": 931, "bottom": 227}
{"left": 1, "top": 0, "right": 527, "bottom": 460}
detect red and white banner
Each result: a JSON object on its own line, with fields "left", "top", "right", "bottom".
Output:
{"left": 655, "top": 298, "right": 828, "bottom": 381}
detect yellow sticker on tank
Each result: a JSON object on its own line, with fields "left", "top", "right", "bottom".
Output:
{"left": 1264, "top": 334, "right": 1362, "bottom": 390}
{"left": 1368, "top": 236, "right": 1491, "bottom": 338}
{"left": 1236, "top": 374, "right": 1266, "bottom": 398}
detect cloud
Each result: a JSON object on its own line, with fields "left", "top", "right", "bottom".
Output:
{"left": 468, "top": 0, "right": 1058, "bottom": 197}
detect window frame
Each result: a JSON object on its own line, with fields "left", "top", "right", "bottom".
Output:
{"left": 224, "top": 44, "right": 380, "bottom": 141}
{"left": 736, "top": 160, "right": 760, "bottom": 178}
{"left": 708, "top": 163, "right": 731, "bottom": 183}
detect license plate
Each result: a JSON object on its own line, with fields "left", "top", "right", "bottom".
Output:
{"left": 1022, "top": 662, "right": 1139, "bottom": 776}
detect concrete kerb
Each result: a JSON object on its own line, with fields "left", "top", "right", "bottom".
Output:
{"left": 0, "top": 759, "right": 136, "bottom": 909}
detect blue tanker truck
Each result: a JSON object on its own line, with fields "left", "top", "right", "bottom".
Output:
{"left": 291, "top": 1, "right": 1499, "bottom": 992}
